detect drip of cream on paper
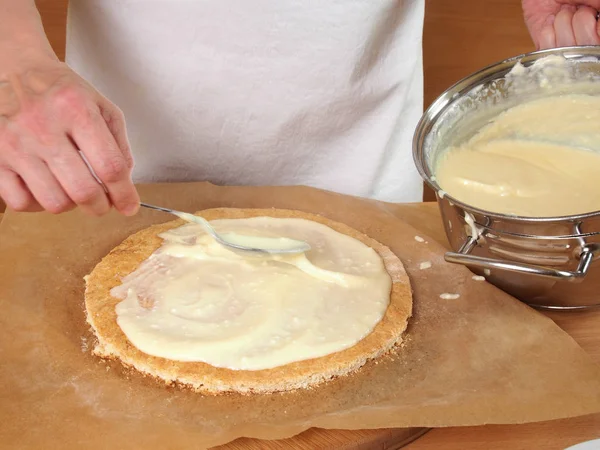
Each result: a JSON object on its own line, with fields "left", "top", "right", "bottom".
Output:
{"left": 419, "top": 261, "right": 432, "bottom": 270}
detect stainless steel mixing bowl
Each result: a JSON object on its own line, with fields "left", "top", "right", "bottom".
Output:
{"left": 413, "top": 46, "right": 600, "bottom": 310}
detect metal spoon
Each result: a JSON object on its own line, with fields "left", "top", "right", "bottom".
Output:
{"left": 140, "top": 202, "right": 311, "bottom": 255}
{"left": 74, "top": 153, "right": 308, "bottom": 254}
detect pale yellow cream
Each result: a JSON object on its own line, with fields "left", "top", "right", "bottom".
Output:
{"left": 435, "top": 94, "right": 600, "bottom": 217}
{"left": 111, "top": 217, "right": 392, "bottom": 371}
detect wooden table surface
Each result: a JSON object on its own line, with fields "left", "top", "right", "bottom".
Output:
{"left": 3, "top": 204, "right": 599, "bottom": 449}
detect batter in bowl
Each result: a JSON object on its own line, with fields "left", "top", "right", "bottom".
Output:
{"left": 435, "top": 94, "right": 600, "bottom": 217}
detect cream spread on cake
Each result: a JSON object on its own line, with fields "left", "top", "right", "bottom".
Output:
{"left": 111, "top": 217, "right": 392, "bottom": 371}
{"left": 436, "top": 94, "right": 600, "bottom": 217}
{"left": 172, "top": 210, "right": 309, "bottom": 252}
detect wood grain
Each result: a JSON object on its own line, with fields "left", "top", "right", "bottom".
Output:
{"left": 36, "top": 0, "right": 67, "bottom": 61}
{"left": 217, "top": 428, "right": 429, "bottom": 450}
{"left": 422, "top": 0, "right": 533, "bottom": 108}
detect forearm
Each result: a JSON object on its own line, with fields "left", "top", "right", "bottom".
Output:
{"left": 0, "top": 0, "right": 58, "bottom": 70}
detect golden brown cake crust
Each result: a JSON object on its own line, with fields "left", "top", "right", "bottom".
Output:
{"left": 84, "top": 208, "right": 413, "bottom": 394}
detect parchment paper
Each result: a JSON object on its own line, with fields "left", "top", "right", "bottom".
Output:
{"left": 1, "top": 182, "right": 599, "bottom": 449}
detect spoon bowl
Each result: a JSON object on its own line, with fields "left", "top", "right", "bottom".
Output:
{"left": 140, "top": 203, "right": 311, "bottom": 255}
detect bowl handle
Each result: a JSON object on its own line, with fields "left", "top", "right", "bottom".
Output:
{"left": 445, "top": 237, "right": 597, "bottom": 282}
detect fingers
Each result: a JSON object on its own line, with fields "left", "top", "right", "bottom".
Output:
{"left": 573, "top": 6, "right": 600, "bottom": 45}
{"left": 539, "top": 24, "right": 557, "bottom": 49}
{"left": 563, "top": 0, "right": 600, "bottom": 9}
{"left": 532, "top": 3, "right": 600, "bottom": 49}
{"left": 2, "top": 136, "right": 116, "bottom": 217}
{"left": 68, "top": 104, "right": 140, "bottom": 216}
{"left": 10, "top": 154, "right": 75, "bottom": 214}
{"left": 553, "top": 5, "right": 600, "bottom": 48}
{"left": 1, "top": 64, "right": 140, "bottom": 217}
{"left": 554, "top": 6, "right": 577, "bottom": 47}
{"left": 43, "top": 138, "right": 112, "bottom": 216}
{"left": 0, "top": 168, "right": 43, "bottom": 212}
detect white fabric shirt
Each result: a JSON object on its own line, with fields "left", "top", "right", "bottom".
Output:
{"left": 66, "top": 0, "right": 424, "bottom": 202}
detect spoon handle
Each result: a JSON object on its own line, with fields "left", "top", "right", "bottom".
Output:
{"left": 139, "top": 202, "right": 218, "bottom": 238}
{"left": 139, "top": 202, "right": 310, "bottom": 255}
{"left": 139, "top": 202, "right": 174, "bottom": 215}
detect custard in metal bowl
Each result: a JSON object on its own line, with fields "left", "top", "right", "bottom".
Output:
{"left": 413, "top": 46, "right": 600, "bottom": 310}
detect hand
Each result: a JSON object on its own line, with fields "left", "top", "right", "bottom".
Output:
{"left": 0, "top": 56, "right": 140, "bottom": 216}
{"left": 523, "top": 0, "right": 600, "bottom": 49}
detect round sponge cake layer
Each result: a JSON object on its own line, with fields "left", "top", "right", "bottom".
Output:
{"left": 84, "top": 208, "right": 413, "bottom": 394}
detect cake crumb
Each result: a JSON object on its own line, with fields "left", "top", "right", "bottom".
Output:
{"left": 472, "top": 275, "right": 485, "bottom": 281}
{"left": 440, "top": 293, "right": 460, "bottom": 300}
{"left": 419, "top": 261, "right": 432, "bottom": 270}
{"left": 484, "top": 269, "right": 491, "bottom": 276}
{"left": 81, "top": 336, "right": 89, "bottom": 353}
{"left": 414, "top": 236, "right": 426, "bottom": 243}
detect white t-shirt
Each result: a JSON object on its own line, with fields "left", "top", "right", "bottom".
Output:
{"left": 66, "top": 0, "right": 424, "bottom": 202}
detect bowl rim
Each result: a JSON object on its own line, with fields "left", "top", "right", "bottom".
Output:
{"left": 413, "top": 45, "right": 600, "bottom": 223}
